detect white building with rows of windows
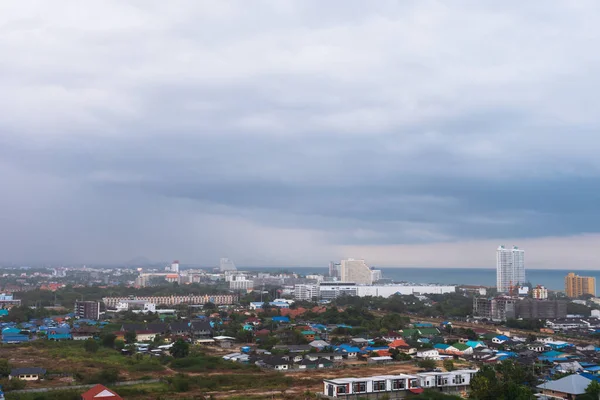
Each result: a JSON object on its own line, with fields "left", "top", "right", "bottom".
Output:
{"left": 322, "top": 369, "right": 478, "bottom": 398}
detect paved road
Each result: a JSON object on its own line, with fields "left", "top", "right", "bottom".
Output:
{"left": 8, "top": 379, "right": 161, "bottom": 394}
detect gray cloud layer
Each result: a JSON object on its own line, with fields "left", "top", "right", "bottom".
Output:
{"left": 2, "top": 0, "right": 600, "bottom": 267}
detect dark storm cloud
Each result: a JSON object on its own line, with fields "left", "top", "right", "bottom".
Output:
{"left": 2, "top": 0, "right": 600, "bottom": 265}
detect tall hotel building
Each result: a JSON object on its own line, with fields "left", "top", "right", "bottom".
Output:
{"left": 496, "top": 245, "right": 526, "bottom": 293}
{"left": 340, "top": 259, "right": 373, "bottom": 285}
{"left": 565, "top": 272, "right": 596, "bottom": 298}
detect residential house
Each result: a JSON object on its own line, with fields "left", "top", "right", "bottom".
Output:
{"left": 417, "top": 349, "right": 441, "bottom": 360}
{"left": 464, "top": 341, "right": 486, "bottom": 349}
{"left": 336, "top": 344, "right": 360, "bottom": 358}
{"left": 81, "top": 384, "right": 123, "bottom": 400}
{"left": 555, "top": 361, "right": 583, "bottom": 374}
{"left": 47, "top": 327, "right": 72, "bottom": 341}
{"left": 146, "top": 323, "right": 168, "bottom": 335}
{"left": 314, "top": 353, "right": 344, "bottom": 362}
{"left": 190, "top": 320, "right": 212, "bottom": 338}
{"left": 120, "top": 323, "right": 145, "bottom": 332}
{"left": 169, "top": 321, "right": 190, "bottom": 336}
{"left": 261, "top": 356, "right": 292, "bottom": 370}
{"left": 492, "top": 335, "right": 510, "bottom": 344}
{"left": 9, "top": 367, "right": 46, "bottom": 381}
{"left": 316, "top": 358, "right": 334, "bottom": 369}
{"left": 272, "top": 344, "right": 312, "bottom": 353}
{"left": 71, "top": 325, "right": 100, "bottom": 341}
{"left": 1, "top": 327, "right": 29, "bottom": 344}
{"left": 135, "top": 330, "right": 158, "bottom": 341}
{"left": 537, "top": 374, "right": 593, "bottom": 400}
{"left": 301, "top": 330, "right": 316, "bottom": 341}
{"left": 447, "top": 343, "right": 474, "bottom": 355}
{"left": 309, "top": 340, "right": 330, "bottom": 350}
{"left": 527, "top": 343, "right": 548, "bottom": 352}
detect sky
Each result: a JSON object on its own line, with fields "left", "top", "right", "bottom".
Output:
{"left": 2, "top": 1, "right": 600, "bottom": 269}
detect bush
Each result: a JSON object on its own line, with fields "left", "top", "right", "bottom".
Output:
{"left": 167, "top": 374, "right": 190, "bottom": 392}
{"left": 443, "top": 359, "right": 455, "bottom": 371}
{"left": 88, "top": 368, "right": 120, "bottom": 384}
{"left": 84, "top": 338, "right": 99, "bottom": 353}
{"left": 417, "top": 359, "right": 436, "bottom": 370}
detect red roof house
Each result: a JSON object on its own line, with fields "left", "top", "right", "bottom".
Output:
{"left": 81, "top": 384, "right": 123, "bottom": 400}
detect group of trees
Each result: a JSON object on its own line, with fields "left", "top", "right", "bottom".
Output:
{"left": 331, "top": 292, "right": 474, "bottom": 318}
{"left": 469, "top": 362, "right": 537, "bottom": 400}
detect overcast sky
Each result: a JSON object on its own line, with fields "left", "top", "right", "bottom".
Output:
{"left": 2, "top": 1, "right": 600, "bottom": 269}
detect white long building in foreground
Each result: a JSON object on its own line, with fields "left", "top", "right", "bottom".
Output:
{"left": 323, "top": 369, "right": 478, "bottom": 398}
{"left": 295, "top": 283, "right": 456, "bottom": 300}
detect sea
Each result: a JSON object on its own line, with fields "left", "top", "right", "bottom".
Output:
{"left": 240, "top": 266, "right": 600, "bottom": 292}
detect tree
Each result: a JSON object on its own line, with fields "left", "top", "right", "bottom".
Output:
{"left": 115, "top": 339, "right": 125, "bottom": 351}
{"left": 417, "top": 359, "right": 436, "bottom": 370}
{"left": 579, "top": 380, "right": 600, "bottom": 400}
{"left": 101, "top": 333, "right": 116, "bottom": 348}
{"left": 84, "top": 338, "right": 99, "bottom": 353}
{"left": 443, "top": 359, "right": 455, "bottom": 372}
{"left": 124, "top": 330, "right": 137, "bottom": 344}
{"left": 171, "top": 339, "right": 190, "bottom": 358}
{"left": 0, "top": 359, "right": 11, "bottom": 377}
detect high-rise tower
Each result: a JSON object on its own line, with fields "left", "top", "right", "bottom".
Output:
{"left": 496, "top": 245, "right": 525, "bottom": 293}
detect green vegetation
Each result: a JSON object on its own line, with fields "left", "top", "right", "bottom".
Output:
{"left": 84, "top": 338, "right": 99, "bottom": 353}
{"left": 469, "top": 362, "right": 536, "bottom": 400}
{"left": 170, "top": 353, "right": 255, "bottom": 372}
{"left": 443, "top": 359, "right": 455, "bottom": 371}
{"left": 417, "top": 359, "right": 436, "bottom": 370}
{"left": 171, "top": 339, "right": 190, "bottom": 358}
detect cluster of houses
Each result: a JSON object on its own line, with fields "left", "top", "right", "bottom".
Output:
{"left": 0, "top": 317, "right": 217, "bottom": 345}
{"left": 0, "top": 318, "right": 107, "bottom": 343}
{"left": 114, "top": 320, "right": 213, "bottom": 342}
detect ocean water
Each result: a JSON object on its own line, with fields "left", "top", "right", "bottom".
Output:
{"left": 241, "top": 266, "right": 600, "bottom": 292}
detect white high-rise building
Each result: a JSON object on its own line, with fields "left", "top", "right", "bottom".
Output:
{"left": 496, "top": 245, "right": 526, "bottom": 293}
{"left": 340, "top": 259, "right": 373, "bottom": 285}
{"left": 219, "top": 258, "right": 237, "bottom": 272}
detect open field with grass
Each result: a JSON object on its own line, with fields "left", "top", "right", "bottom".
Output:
{"left": 0, "top": 341, "right": 433, "bottom": 399}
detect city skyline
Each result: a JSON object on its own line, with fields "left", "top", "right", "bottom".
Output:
{"left": 3, "top": 2, "right": 600, "bottom": 268}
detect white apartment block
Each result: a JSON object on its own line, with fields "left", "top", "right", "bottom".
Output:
{"left": 102, "top": 294, "right": 238, "bottom": 308}
{"left": 496, "top": 245, "right": 526, "bottom": 293}
{"left": 340, "top": 259, "right": 372, "bottom": 285}
{"left": 323, "top": 369, "right": 478, "bottom": 397}
{"left": 294, "top": 284, "right": 319, "bottom": 301}
{"left": 317, "top": 283, "right": 456, "bottom": 300}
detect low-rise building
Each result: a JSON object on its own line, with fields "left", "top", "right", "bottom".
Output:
{"left": 323, "top": 369, "right": 478, "bottom": 397}
{"left": 9, "top": 367, "right": 46, "bottom": 381}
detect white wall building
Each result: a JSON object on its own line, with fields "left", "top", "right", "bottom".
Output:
{"left": 496, "top": 245, "right": 526, "bottom": 293}
{"left": 533, "top": 286, "right": 548, "bottom": 299}
{"left": 340, "top": 259, "right": 373, "bottom": 285}
{"left": 319, "top": 283, "right": 359, "bottom": 300}
{"left": 371, "top": 269, "right": 383, "bottom": 282}
{"left": 294, "top": 284, "right": 319, "bottom": 301}
{"left": 219, "top": 258, "right": 237, "bottom": 272}
{"left": 116, "top": 300, "right": 156, "bottom": 313}
{"left": 228, "top": 273, "right": 254, "bottom": 291}
{"left": 323, "top": 369, "right": 478, "bottom": 397}
{"left": 317, "top": 283, "right": 456, "bottom": 300}
{"left": 356, "top": 285, "right": 456, "bottom": 298}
